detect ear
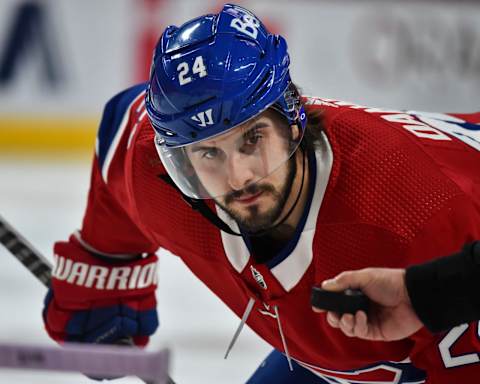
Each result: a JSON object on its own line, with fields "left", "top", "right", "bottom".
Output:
{"left": 291, "top": 124, "right": 300, "bottom": 141}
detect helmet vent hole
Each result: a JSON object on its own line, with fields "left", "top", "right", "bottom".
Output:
{"left": 223, "top": 118, "right": 231, "bottom": 125}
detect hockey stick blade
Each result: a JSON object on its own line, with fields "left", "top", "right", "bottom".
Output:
{"left": 0, "top": 342, "right": 170, "bottom": 384}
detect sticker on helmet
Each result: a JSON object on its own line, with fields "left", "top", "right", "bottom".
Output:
{"left": 191, "top": 108, "right": 214, "bottom": 127}
{"left": 177, "top": 55, "right": 207, "bottom": 86}
{"left": 230, "top": 13, "right": 261, "bottom": 39}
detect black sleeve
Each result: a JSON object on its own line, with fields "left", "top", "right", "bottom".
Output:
{"left": 405, "top": 241, "right": 480, "bottom": 333}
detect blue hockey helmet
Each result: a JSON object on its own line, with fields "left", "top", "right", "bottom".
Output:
{"left": 146, "top": 4, "right": 306, "bottom": 199}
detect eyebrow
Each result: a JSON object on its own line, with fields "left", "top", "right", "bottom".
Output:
{"left": 190, "top": 145, "right": 214, "bottom": 153}
{"left": 189, "top": 122, "right": 269, "bottom": 153}
{"left": 244, "top": 121, "right": 269, "bottom": 133}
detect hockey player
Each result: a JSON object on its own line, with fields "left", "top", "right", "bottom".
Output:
{"left": 43, "top": 4, "right": 480, "bottom": 383}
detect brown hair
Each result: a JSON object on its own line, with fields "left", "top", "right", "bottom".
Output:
{"left": 290, "top": 83, "right": 325, "bottom": 155}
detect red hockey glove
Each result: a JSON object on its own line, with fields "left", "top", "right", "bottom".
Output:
{"left": 42, "top": 235, "right": 159, "bottom": 347}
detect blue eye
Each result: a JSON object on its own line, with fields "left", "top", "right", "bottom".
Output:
{"left": 202, "top": 148, "right": 218, "bottom": 159}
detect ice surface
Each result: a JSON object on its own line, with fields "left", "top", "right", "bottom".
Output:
{"left": 0, "top": 158, "right": 271, "bottom": 384}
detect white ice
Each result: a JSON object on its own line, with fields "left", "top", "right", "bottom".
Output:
{"left": 0, "top": 157, "right": 271, "bottom": 384}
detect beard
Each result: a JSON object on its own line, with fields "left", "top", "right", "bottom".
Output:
{"left": 215, "top": 154, "right": 297, "bottom": 234}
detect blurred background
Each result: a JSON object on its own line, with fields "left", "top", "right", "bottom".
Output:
{"left": 0, "top": 0, "right": 479, "bottom": 383}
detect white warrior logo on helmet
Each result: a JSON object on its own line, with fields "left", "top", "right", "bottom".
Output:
{"left": 191, "top": 108, "right": 214, "bottom": 127}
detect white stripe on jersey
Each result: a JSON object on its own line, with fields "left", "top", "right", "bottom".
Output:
{"left": 127, "top": 109, "right": 148, "bottom": 149}
{"left": 101, "top": 90, "right": 145, "bottom": 183}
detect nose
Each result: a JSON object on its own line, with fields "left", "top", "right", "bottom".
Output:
{"left": 226, "top": 151, "right": 255, "bottom": 191}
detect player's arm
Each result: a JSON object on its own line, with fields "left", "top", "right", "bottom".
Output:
{"left": 43, "top": 84, "right": 160, "bottom": 347}
{"left": 410, "top": 237, "right": 480, "bottom": 384}
{"left": 406, "top": 240, "right": 480, "bottom": 332}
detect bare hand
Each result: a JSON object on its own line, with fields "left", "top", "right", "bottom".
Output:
{"left": 312, "top": 268, "right": 423, "bottom": 341}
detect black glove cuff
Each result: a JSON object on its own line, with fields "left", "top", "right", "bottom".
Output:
{"left": 406, "top": 241, "right": 480, "bottom": 333}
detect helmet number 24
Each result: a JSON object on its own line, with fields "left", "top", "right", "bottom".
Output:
{"left": 177, "top": 56, "right": 207, "bottom": 86}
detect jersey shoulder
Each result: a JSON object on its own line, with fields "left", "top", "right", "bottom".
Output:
{"left": 311, "top": 99, "right": 480, "bottom": 275}
{"left": 96, "top": 83, "right": 148, "bottom": 183}
{"left": 86, "top": 83, "right": 155, "bottom": 240}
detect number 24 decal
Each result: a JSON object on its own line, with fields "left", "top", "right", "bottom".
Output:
{"left": 177, "top": 56, "right": 207, "bottom": 86}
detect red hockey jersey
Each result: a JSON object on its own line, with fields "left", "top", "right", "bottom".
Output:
{"left": 70, "top": 83, "right": 480, "bottom": 383}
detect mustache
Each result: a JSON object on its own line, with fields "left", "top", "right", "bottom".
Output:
{"left": 224, "top": 183, "right": 276, "bottom": 204}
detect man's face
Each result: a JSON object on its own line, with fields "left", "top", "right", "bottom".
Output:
{"left": 186, "top": 110, "right": 299, "bottom": 232}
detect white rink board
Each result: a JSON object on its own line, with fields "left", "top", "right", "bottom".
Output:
{"left": 0, "top": 159, "right": 271, "bottom": 384}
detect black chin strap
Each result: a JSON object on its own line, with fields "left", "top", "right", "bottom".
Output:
{"left": 158, "top": 145, "right": 307, "bottom": 238}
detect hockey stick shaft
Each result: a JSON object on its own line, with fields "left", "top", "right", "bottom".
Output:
{"left": 0, "top": 215, "right": 176, "bottom": 384}
{"left": 0, "top": 342, "right": 170, "bottom": 384}
{"left": 0, "top": 214, "right": 52, "bottom": 287}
